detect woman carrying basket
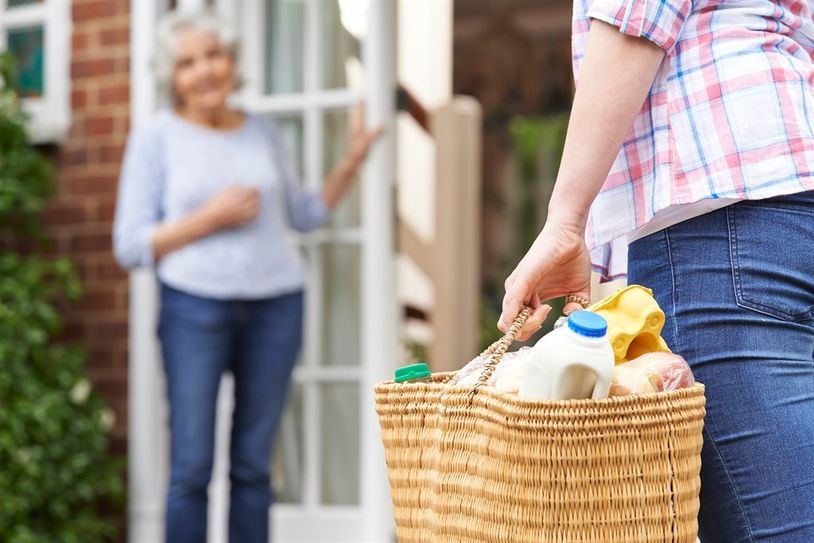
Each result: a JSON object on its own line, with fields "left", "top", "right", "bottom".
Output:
{"left": 499, "top": 1, "right": 814, "bottom": 541}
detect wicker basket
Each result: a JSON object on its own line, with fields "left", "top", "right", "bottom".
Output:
{"left": 375, "top": 307, "right": 706, "bottom": 542}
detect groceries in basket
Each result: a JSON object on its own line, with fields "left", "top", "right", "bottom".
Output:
{"left": 518, "top": 311, "right": 614, "bottom": 400}
{"left": 394, "top": 362, "right": 431, "bottom": 384}
{"left": 609, "top": 351, "right": 695, "bottom": 396}
{"left": 447, "top": 347, "right": 532, "bottom": 393}
{"left": 587, "top": 284, "right": 672, "bottom": 364}
{"left": 375, "top": 285, "right": 707, "bottom": 543}
{"left": 446, "top": 285, "right": 695, "bottom": 400}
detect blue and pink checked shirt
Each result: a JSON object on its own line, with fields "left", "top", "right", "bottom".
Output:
{"left": 573, "top": 0, "right": 814, "bottom": 280}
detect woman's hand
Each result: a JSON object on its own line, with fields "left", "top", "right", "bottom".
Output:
{"left": 345, "top": 104, "right": 386, "bottom": 167}
{"left": 499, "top": 220, "right": 592, "bottom": 341}
{"left": 200, "top": 185, "right": 260, "bottom": 230}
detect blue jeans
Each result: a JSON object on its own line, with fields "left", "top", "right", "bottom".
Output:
{"left": 158, "top": 284, "right": 304, "bottom": 543}
{"left": 628, "top": 191, "right": 814, "bottom": 542}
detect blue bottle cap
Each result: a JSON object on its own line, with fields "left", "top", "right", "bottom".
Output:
{"left": 567, "top": 311, "right": 608, "bottom": 338}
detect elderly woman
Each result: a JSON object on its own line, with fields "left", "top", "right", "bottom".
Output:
{"left": 113, "top": 10, "right": 382, "bottom": 543}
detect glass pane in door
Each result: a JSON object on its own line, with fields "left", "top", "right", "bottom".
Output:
{"left": 273, "top": 383, "right": 304, "bottom": 504}
{"left": 265, "top": 0, "right": 306, "bottom": 93}
{"left": 320, "top": 244, "right": 360, "bottom": 367}
{"left": 323, "top": 108, "right": 361, "bottom": 228}
{"left": 322, "top": 0, "right": 363, "bottom": 90}
{"left": 320, "top": 383, "right": 360, "bottom": 505}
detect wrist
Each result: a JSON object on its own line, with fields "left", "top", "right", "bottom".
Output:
{"left": 545, "top": 176, "right": 595, "bottom": 232}
{"left": 546, "top": 204, "right": 588, "bottom": 234}
{"left": 192, "top": 206, "right": 221, "bottom": 235}
{"left": 342, "top": 150, "right": 363, "bottom": 171}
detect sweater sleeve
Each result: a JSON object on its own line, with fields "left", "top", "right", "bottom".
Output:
{"left": 112, "top": 121, "right": 164, "bottom": 269}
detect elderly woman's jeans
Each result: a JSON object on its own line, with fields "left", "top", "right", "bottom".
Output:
{"left": 628, "top": 190, "right": 814, "bottom": 542}
{"left": 158, "top": 284, "right": 303, "bottom": 543}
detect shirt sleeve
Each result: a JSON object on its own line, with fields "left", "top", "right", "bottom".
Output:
{"left": 265, "top": 120, "right": 330, "bottom": 233}
{"left": 587, "top": 0, "right": 692, "bottom": 53}
{"left": 112, "top": 122, "right": 164, "bottom": 269}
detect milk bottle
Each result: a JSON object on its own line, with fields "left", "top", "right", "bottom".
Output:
{"left": 518, "top": 311, "right": 614, "bottom": 400}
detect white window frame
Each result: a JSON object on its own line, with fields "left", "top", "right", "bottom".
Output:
{"left": 0, "top": 0, "right": 71, "bottom": 143}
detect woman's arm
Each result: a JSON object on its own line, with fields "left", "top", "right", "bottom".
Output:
{"left": 321, "top": 105, "right": 385, "bottom": 209}
{"left": 151, "top": 185, "right": 260, "bottom": 260}
{"left": 276, "top": 106, "right": 384, "bottom": 233}
{"left": 499, "top": 20, "right": 666, "bottom": 339}
{"left": 547, "top": 20, "right": 665, "bottom": 230}
{"left": 113, "top": 125, "right": 164, "bottom": 269}
{"left": 113, "top": 122, "right": 261, "bottom": 266}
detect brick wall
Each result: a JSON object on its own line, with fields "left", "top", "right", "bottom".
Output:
{"left": 43, "top": 0, "right": 131, "bottom": 457}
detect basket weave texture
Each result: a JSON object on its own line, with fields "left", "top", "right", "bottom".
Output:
{"left": 375, "top": 308, "right": 706, "bottom": 542}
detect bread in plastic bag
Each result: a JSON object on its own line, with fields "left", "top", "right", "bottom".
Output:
{"left": 449, "top": 347, "right": 532, "bottom": 394}
{"left": 608, "top": 351, "right": 695, "bottom": 397}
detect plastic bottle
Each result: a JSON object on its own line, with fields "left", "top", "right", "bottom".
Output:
{"left": 518, "top": 311, "right": 614, "bottom": 400}
{"left": 394, "top": 362, "right": 431, "bottom": 383}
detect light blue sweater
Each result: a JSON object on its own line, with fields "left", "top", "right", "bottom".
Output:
{"left": 113, "top": 110, "right": 329, "bottom": 299}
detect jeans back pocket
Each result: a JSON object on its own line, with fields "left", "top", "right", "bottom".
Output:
{"left": 727, "top": 198, "right": 814, "bottom": 322}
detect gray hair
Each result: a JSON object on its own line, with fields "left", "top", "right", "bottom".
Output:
{"left": 153, "top": 9, "right": 240, "bottom": 106}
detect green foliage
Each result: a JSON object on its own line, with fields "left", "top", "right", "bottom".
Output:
{"left": 508, "top": 114, "right": 569, "bottom": 267}
{"left": 0, "top": 54, "right": 55, "bottom": 236}
{"left": 480, "top": 114, "right": 571, "bottom": 348}
{"left": 0, "top": 52, "right": 124, "bottom": 543}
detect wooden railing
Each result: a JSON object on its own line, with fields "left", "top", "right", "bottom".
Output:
{"left": 398, "top": 86, "right": 483, "bottom": 371}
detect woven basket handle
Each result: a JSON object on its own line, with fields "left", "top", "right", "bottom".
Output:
{"left": 467, "top": 306, "right": 533, "bottom": 401}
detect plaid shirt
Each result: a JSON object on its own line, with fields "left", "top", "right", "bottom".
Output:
{"left": 573, "top": 0, "right": 814, "bottom": 279}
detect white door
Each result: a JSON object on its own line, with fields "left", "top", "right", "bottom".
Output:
{"left": 128, "top": 1, "right": 397, "bottom": 542}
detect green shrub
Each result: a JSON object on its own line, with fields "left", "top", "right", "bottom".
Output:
{"left": 0, "top": 53, "right": 124, "bottom": 543}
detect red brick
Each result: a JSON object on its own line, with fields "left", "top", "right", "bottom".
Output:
{"left": 69, "top": 231, "right": 112, "bottom": 253}
{"left": 95, "top": 261, "right": 126, "bottom": 281}
{"left": 71, "top": 30, "right": 91, "bottom": 52}
{"left": 83, "top": 116, "right": 114, "bottom": 136}
{"left": 61, "top": 146, "right": 90, "bottom": 165}
{"left": 100, "top": 26, "right": 129, "bottom": 47}
{"left": 99, "top": 84, "right": 129, "bottom": 106}
{"left": 78, "top": 289, "right": 120, "bottom": 312}
{"left": 95, "top": 320, "right": 129, "bottom": 341}
{"left": 94, "top": 199, "right": 119, "bottom": 222}
{"left": 71, "top": 58, "right": 116, "bottom": 79}
{"left": 65, "top": 175, "right": 117, "bottom": 196}
{"left": 71, "top": 89, "right": 87, "bottom": 109}
{"left": 99, "top": 144, "right": 125, "bottom": 163}
{"left": 42, "top": 202, "right": 90, "bottom": 225}
{"left": 114, "top": 56, "right": 131, "bottom": 73}
{"left": 72, "top": 0, "right": 116, "bottom": 22}
{"left": 109, "top": 432, "right": 127, "bottom": 453}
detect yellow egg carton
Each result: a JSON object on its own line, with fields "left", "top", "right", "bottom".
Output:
{"left": 587, "top": 285, "right": 671, "bottom": 365}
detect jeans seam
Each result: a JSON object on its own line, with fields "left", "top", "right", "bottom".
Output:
{"left": 727, "top": 207, "right": 743, "bottom": 312}
{"left": 701, "top": 426, "right": 757, "bottom": 542}
{"left": 666, "top": 224, "right": 756, "bottom": 541}
{"left": 712, "top": 206, "right": 758, "bottom": 542}
{"left": 663, "top": 228, "right": 683, "bottom": 356}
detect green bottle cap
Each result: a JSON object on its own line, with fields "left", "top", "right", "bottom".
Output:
{"left": 395, "top": 362, "right": 431, "bottom": 383}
